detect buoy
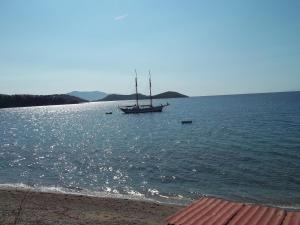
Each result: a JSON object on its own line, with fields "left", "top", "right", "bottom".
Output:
{"left": 181, "top": 120, "right": 192, "bottom": 124}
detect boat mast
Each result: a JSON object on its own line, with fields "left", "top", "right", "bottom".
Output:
{"left": 149, "top": 70, "right": 153, "bottom": 107}
{"left": 135, "top": 69, "right": 139, "bottom": 107}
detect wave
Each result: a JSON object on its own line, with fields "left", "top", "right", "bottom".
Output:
{"left": 1, "top": 183, "right": 299, "bottom": 210}
{"left": 0, "top": 183, "right": 190, "bottom": 206}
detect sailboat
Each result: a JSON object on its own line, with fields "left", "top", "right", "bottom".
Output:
{"left": 119, "top": 70, "right": 169, "bottom": 114}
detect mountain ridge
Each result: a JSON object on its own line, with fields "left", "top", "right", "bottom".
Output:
{"left": 98, "top": 91, "right": 188, "bottom": 101}
{"left": 67, "top": 91, "right": 107, "bottom": 101}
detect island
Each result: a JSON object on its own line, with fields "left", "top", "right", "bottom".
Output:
{"left": 0, "top": 91, "right": 187, "bottom": 109}
{"left": 0, "top": 94, "right": 87, "bottom": 109}
{"left": 67, "top": 91, "right": 107, "bottom": 101}
{"left": 98, "top": 91, "right": 188, "bottom": 102}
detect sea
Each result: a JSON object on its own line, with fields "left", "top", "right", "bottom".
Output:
{"left": 0, "top": 91, "right": 300, "bottom": 208}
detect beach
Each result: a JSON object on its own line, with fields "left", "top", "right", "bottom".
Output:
{"left": 0, "top": 188, "right": 183, "bottom": 225}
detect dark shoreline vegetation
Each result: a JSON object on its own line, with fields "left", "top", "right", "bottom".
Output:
{"left": 0, "top": 94, "right": 87, "bottom": 109}
{"left": 0, "top": 91, "right": 188, "bottom": 109}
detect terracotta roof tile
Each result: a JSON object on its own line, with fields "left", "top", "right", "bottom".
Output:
{"left": 166, "top": 197, "right": 298, "bottom": 225}
{"left": 282, "top": 212, "right": 300, "bottom": 225}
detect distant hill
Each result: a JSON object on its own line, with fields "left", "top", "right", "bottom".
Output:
{"left": 152, "top": 91, "right": 188, "bottom": 99}
{"left": 100, "top": 93, "right": 148, "bottom": 102}
{"left": 98, "top": 91, "right": 188, "bottom": 101}
{"left": 67, "top": 91, "right": 107, "bottom": 101}
{"left": 0, "top": 94, "right": 87, "bottom": 109}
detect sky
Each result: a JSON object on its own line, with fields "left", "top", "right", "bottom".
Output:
{"left": 0, "top": 0, "right": 299, "bottom": 96}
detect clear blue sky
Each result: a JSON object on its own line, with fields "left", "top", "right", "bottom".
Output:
{"left": 0, "top": 0, "right": 299, "bottom": 96}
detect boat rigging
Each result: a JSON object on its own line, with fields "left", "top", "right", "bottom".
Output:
{"left": 119, "top": 70, "right": 169, "bottom": 114}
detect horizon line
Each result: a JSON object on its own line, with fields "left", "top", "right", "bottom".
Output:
{"left": 1, "top": 90, "right": 299, "bottom": 98}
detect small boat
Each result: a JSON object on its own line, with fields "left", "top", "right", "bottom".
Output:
{"left": 181, "top": 120, "right": 192, "bottom": 124}
{"left": 105, "top": 112, "right": 112, "bottom": 114}
{"left": 119, "top": 70, "right": 169, "bottom": 114}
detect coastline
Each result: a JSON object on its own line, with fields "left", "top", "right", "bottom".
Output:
{"left": 0, "top": 187, "right": 183, "bottom": 225}
{"left": 1, "top": 188, "right": 300, "bottom": 225}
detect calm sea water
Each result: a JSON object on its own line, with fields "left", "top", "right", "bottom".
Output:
{"left": 0, "top": 92, "right": 300, "bottom": 208}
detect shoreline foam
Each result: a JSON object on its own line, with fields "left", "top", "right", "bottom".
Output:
{"left": 0, "top": 183, "right": 299, "bottom": 211}
{"left": 0, "top": 183, "right": 191, "bottom": 206}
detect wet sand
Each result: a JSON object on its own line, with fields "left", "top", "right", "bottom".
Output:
{"left": 0, "top": 188, "right": 183, "bottom": 225}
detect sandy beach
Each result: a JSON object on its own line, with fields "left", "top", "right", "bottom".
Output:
{"left": 0, "top": 188, "right": 183, "bottom": 225}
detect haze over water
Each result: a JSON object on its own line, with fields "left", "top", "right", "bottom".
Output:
{"left": 0, "top": 92, "right": 300, "bottom": 208}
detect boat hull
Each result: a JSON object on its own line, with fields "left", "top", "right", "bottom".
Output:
{"left": 119, "top": 105, "right": 165, "bottom": 114}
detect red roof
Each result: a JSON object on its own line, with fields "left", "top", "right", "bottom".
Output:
{"left": 283, "top": 212, "right": 300, "bottom": 225}
{"left": 166, "top": 197, "right": 300, "bottom": 225}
